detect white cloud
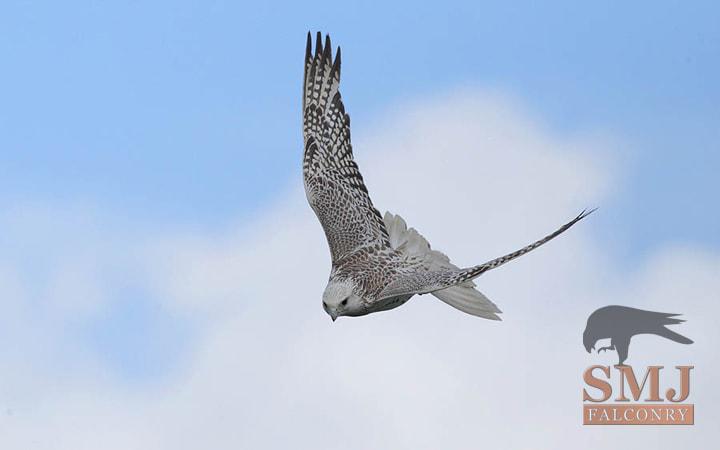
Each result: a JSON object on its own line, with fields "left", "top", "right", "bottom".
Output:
{"left": 1, "top": 89, "right": 717, "bottom": 449}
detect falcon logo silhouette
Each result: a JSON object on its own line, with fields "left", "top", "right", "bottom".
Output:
{"left": 583, "top": 305, "right": 694, "bottom": 365}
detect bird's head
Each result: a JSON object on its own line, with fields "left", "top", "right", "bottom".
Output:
{"left": 322, "top": 278, "right": 364, "bottom": 321}
{"left": 583, "top": 326, "right": 597, "bottom": 353}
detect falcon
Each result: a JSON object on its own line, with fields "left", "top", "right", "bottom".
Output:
{"left": 302, "top": 32, "right": 593, "bottom": 321}
{"left": 583, "top": 305, "right": 693, "bottom": 365}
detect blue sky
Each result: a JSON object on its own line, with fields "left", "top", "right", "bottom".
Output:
{"left": 1, "top": 0, "right": 718, "bottom": 414}
{"left": 2, "top": 0, "right": 718, "bottom": 251}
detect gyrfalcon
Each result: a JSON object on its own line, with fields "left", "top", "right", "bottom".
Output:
{"left": 302, "top": 32, "right": 593, "bottom": 321}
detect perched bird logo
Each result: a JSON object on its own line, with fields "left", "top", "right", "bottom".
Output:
{"left": 303, "top": 32, "right": 594, "bottom": 321}
{"left": 583, "top": 305, "right": 693, "bottom": 365}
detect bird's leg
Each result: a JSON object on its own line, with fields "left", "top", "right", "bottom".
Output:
{"left": 597, "top": 345, "right": 615, "bottom": 353}
{"left": 614, "top": 336, "right": 631, "bottom": 366}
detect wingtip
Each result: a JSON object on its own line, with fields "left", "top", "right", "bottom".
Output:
{"left": 576, "top": 207, "right": 598, "bottom": 221}
{"left": 333, "top": 46, "right": 341, "bottom": 76}
{"left": 322, "top": 34, "right": 332, "bottom": 63}
{"left": 305, "top": 31, "right": 312, "bottom": 59}
{"left": 315, "top": 31, "right": 322, "bottom": 58}
{"left": 307, "top": 31, "right": 341, "bottom": 76}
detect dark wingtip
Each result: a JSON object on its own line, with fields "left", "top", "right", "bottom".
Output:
{"left": 315, "top": 31, "right": 322, "bottom": 58}
{"left": 305, "top": 31, "right": 312, "bottom": 60}
{"left": 322, "top": 34, "right": 332, "bottom": 63}
{"left": 333, "top": 46, "right": 341, "bottom": 77}
{"left": 577, "top": 207, "right": 598, "bottom": 221}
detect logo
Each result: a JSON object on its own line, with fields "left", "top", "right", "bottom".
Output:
{"left": 581, "top": 305, "right": 694, "bottom": 425}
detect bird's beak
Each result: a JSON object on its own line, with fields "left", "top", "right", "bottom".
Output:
{"left": 330, "top": 312, "right": 338, "bottom": 322}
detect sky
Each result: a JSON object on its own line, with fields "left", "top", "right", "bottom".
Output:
{"left": 0, "top": 1, "right": 718, "bottom": 449}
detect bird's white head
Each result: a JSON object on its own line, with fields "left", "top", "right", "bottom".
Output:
{"left": 322, "top": 278, "right": 364, "bottom": 321}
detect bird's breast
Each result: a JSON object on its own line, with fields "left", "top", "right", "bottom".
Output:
{"left": 367, "top": 294, "right": 414, "bottom": 314}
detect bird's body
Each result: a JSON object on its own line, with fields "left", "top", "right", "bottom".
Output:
{"left": 303, "top": 32, "right": 593, "bottom": 321}
{"left": 583, "top": 305, "right": 693, "bottom": 365}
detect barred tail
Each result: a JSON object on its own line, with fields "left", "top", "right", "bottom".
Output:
{"left": 454, "top": 209, "right": 596, "bottom": 283}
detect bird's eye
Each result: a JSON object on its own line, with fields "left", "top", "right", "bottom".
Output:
{"left": 341, "top": 298, "right": 348, "bottom": 306}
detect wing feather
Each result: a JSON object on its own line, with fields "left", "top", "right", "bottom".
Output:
{"left": 378, "top": 210, "right": 595, "bottom": 299}
{"left": 302, "top": 32, "right": 390, "bottom": 262}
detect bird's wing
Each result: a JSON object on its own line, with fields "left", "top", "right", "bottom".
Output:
{"left": 610, "top": 306, "right": 686, "bottom": 326}
{"left": 377, "top": 210, "right": 595, "bottom": 299}
{"left": 303, "top": 32, "right": 390, "bottom": 262}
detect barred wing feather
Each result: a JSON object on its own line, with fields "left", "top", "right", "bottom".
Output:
{"left": 303, "top": 32, "right": 390, "bottom": 263}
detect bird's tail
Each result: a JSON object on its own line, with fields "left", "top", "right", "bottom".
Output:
{"left": 383, "top": 211, "right": 502, "bottom": 320}
{"left": 431, "top": 285, "right": 502, "bottom": 320}
{"left": 453, "top": 209, "right": 596, "bottom": 284}
{"left": 656, "top": 327, "right": 694, "bottom": 345}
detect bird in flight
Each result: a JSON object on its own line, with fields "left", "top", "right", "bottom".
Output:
{"left": 583, "top": 305, "right": 693, "bottom": 365}
{"left": 302, "top": 32, "right": 593, "bottom": 321}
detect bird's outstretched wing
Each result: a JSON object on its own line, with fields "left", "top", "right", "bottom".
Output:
{"left": 303, "top": 32, "right": 390, "bottom": 263}
{"left": 613, "top": 306, "right": 694, "bottom": 344}
{"left": 377, "top": 209, "right": 595, "bottom": 299}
